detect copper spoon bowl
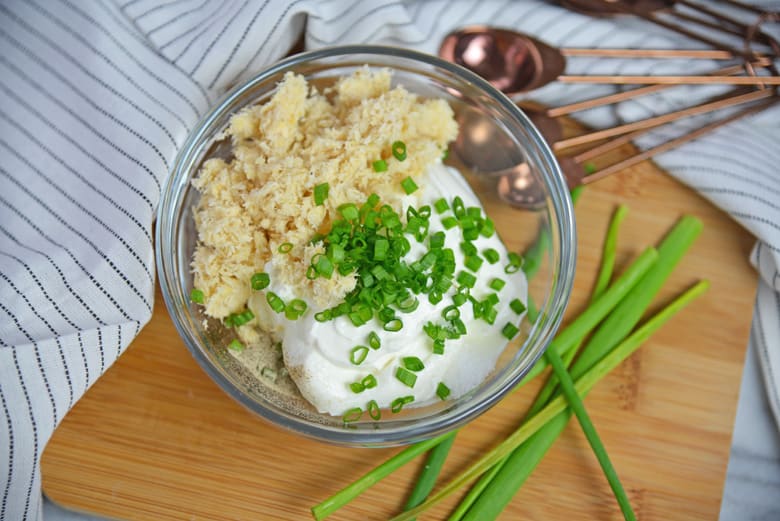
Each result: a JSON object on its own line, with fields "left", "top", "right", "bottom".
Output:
{"left": 439, "top": 26, "right": 566, "bottom": 96}
{"left": 439, "top": 25, "right": 776, "bottom": 208}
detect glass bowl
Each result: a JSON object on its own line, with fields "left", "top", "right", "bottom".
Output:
{"left": 156, "top": 45, "right": 576, "bottom": 447}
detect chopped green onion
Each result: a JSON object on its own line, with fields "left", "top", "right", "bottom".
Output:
{"left": 348, "top": 310, "right": 369, "bottom": 327}
{"left": 452, "top": 293, "right": 467, "bottom": 307}
{"left": 373, "top": 159, "right": 388, "bottom": 172}
{"left": 456, "top": 271, "right": 477, "bottom": 289}
{"left": 314, "top": 182, "right": 329, "bottom": 206}
{"left": 424, "top": 322, "right": 441, "bottom": 340}
{"left": 441, "top": 148, "right": 449, "bottom": 160}
{"left": 371, "top": 265, "right": 391, "bottom": 282}
{"left": 367, "top": 400, "right": 381, "bottom": 420}
{"left": 471, "top": 299, "right": 485, "bottom": 320}
{"left": 368, "top": 331, "right": 381, "bottom": 350}
{"left": 313, "top": 254, "right": 334, "bottom": 279}
{"left": 350, "top": 382, "right": 365, "bottom": 394}
{"left": 434, "top": 198, "right": 449, "bottom": 214}
{"left": 350, "top": 346, "right": 369, "bottom": 365}
{"left": 441, "top": 216, "right": 458, "bottom": 230}
{"left": 429, "top": 231, "right": 445, "bottom": 249}
{"left": 230, "top": 309, "right": 254, "bottom": 326}
{"left": 460, "top": 242, "right": 477, "bottom": 257}
{"left": 391, "top": 395, "right": 414, "bottom": 413}
{"left": 459, "top": 216, "right": 475, "bottom": 230}
{"left": 266, "top": 292, "right": 285, "bottom": 313}
{"left": 374, "top": 238, "right": 389, "bottom": 261}
{"left": 464, "top": 256, "right": 483, "bottom": 273}
{"left": 505, "top": 252, "right": 523, "bottom": 273}
{"left": 378, "top": 307, "right": 396, "bottom": 323}
{"left": 338, "top": 203, "right": 359, "bottom": 221}
{"left": 260, "top": 366, "right": 277, "bottom": 381}
{"left": 401, "top": 177, "right": 418, "bottom": 195}
{"left": 190, "top": 288, "right": 204, "bottom": 304}
{"left": 278, "top": 242, "right": 293, "bottom": 253}
{"left": 432, "top": 339, "right": 445, "bottom": 355}
{"left": 510, "top": 298, "right": 526, "bottom": 314}
{"left": 315, "top": 310, "right": 332, "bottom": 322}
{"left": 397, "top": 296, "right": 420, "bottom": 313}
{"left": 436, "top": 382, "right": 450, "bottom": 400}
{"left": 452, "top": 196, "right": 465, "bottom": 218}
{"left": 327, "top": 243, "right": 345, "bottom": 264}
{"left": 584, "top": 161, "right": 597, "bottom": 174}
{"left": 442, "top": 305, "right": 460, "bottom": 321}
{"left": 251, "top": 273, "right": 270, "bottom": 290}
{"left": 482, "top": 248, "right": 500, "bottom": 264}
{"left": 501, "top": 322, "right": 519, "bottom": 340}
{"left": 227, "top": 339, "right": 244, "bottom": 352}
{"left": 452, "top": 318, "right": 467, "bottom": 335}
{"left": 342, "top": 407, "right": 363, "bottom": 423}
{"left": 285, "top": 299, "right": 308, "bottom": 320}
{"left": 395, "top": 367, "right": 417, "bottom": 388}
{"left": 362, "top": 374, "right": 378, "bottom": 389}
{"left": 483, "top": 305, "right": 498, "bottom": 325}
{"left": 463, "top": 228, "right": 478, "bottom": 241}
{"left": 402, "top": 356, "right": 425, "bottom": 372}
{"left": 489, "top": 278, "right": 506, "bottom": 291}
{"left": 480, "top": 217, "right": 495, "bottom": 238}
{"left": 392, "top": 140, "right": 407, "bottom": 161}
{"left": 384, "top": 318, "right": 403, "bottom": 332}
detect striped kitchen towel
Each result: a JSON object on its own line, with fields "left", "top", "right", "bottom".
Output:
{"left": 1, "top": 1, "right": 778, "bottom": 519}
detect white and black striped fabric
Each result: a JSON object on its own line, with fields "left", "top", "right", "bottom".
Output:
{"left": 1, "top": 1, "right": 778, "bottom": 519}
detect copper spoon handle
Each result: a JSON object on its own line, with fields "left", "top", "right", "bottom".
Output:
{"left": 556, "top": 74, "right": 780, "bottom": 85}
{"left": 546, "top": 58, "right": 772, "bottom": 117}
{"left": 571, "top": 87, "right": 754, "bottom": 162}
{"left": 553, "top": 88, "right": 774, "bottom": 151}
{"left": 581, "top": 96, "right": 778, "bottom": 185}
{"left": 559, "top": 48, "right": 737, "bottom": 59}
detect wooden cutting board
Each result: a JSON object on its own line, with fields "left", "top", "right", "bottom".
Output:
{"left": 41, "top": 152, "right": 758, "bottom": 520}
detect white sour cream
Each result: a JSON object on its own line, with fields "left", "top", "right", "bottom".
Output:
{"left": 250, "top": 163, "right": 527, "bottom": 416}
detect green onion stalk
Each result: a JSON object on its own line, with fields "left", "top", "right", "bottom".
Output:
{"left": 390, "top": 279, "right": 709, "bottom": 521}
{"left": 451, "top": 203, "right": 630, "bottom": 519}
{"left": 451, "top": 215, "right": 702, "bottom": 520}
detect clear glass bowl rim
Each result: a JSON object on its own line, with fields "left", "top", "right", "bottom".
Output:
{"left": 155, "top": 44, "right": 577, "bottom": 447}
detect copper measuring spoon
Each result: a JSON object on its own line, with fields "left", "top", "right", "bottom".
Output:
{"left": 456, "top": 95, "right": 776, "bottom": 208}
{"left": 438, "top": 26, "right": 779, "bottom": 95}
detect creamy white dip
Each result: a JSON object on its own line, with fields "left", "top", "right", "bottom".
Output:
{"left": 247, "top": 163, "right": 527, "bottom": 415}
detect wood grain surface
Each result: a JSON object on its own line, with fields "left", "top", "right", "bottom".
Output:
{"left": 41, "top": 153, "right": 758, "bottom": 520}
